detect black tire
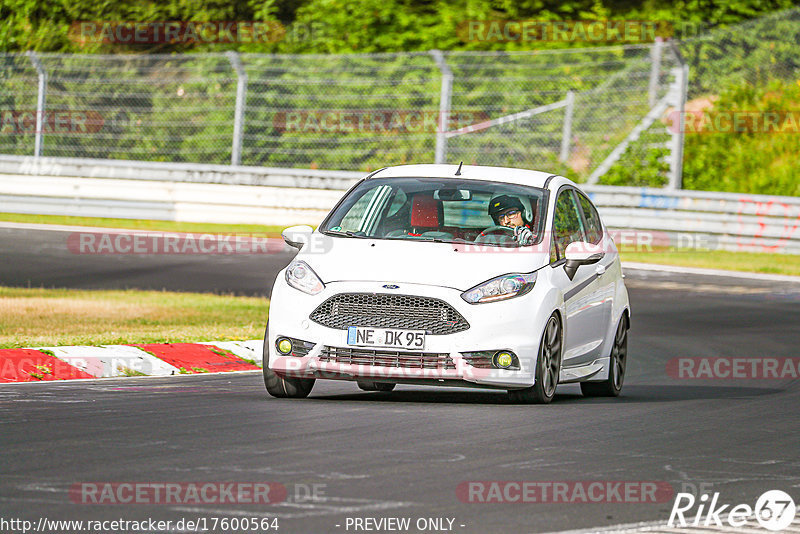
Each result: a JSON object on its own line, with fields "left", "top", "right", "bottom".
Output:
{"left": 356, "top": 381, "right": 396, "bottom": 392}
{"left": 262, "top": 324, "right": 315, "bottom": 399}
{"left": 580, "top": 314, "right": 628, "bottom": 398}
{"left": 508, "top": 313, "right": 562, "bottom": 404}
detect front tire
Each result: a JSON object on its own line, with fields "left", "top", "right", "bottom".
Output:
{"left": 262, "top": 325, "right": 315, "bottom": 398}
{"left": 508, "top": 313, "right": 562, "bottom": 404}
{"left": 580, "top": 314, "right": 628, "bottom": 398}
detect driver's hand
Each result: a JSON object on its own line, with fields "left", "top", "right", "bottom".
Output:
{"left": 514, "top": 226, "right": 533, "bottom": 245}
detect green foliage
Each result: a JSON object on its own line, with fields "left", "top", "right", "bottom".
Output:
{"left": 600, "top": 135, "right": 670, "bottom": 187}
{"left": 0, "top": 0, "right": 797, "bottom": 53}
{"left": 682, "top": 79, "right": 800, "bottom": 196}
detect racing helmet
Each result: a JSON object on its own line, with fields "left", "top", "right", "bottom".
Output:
{"left": 488, "top": 195, "right": 526, "bottom": 225}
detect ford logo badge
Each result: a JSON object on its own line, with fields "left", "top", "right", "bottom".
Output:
{"left": 382, "top": 284, "right": 400, "bottom": 289}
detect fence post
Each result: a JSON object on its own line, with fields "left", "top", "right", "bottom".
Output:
{"left": 667, "top": 43, "right": 689, "bottom": 190}
{"left": 648, "top": 38, "right": 664, "bottom": 108}
{"left": 226, "top": 51, "right": 247, "bottom": 166}
{"left": 430, "top": 50, "right": 453, "bottom": 164}
{"left": 559, "top": 90, "right": 575, "bottom": 163}
{"left": 26, "top": 51, "right": 47, "bottom": 158}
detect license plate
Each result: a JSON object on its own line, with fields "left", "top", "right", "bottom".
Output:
{"left": 347, "top": 326, "right": 426, "bottom": 350}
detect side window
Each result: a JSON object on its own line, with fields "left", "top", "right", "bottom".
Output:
{"left": 384, "top": 189, "right": 407, "bottom": 218}
{"left": 577, "top": 193, "right": 603, "bottom": 245}
{"left": 552, "top": 189, "right": 585, "bottom": 261}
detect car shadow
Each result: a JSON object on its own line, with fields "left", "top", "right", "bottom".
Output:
{"left": 306, "top": 384, "right": 784, "bottom": 405}
{"left": 308, "top": 385, "right": 784, "bottom": 405}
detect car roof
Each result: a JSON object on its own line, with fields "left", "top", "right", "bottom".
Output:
{"left": 368, "top": 164, "right": 569, "bottom": 189}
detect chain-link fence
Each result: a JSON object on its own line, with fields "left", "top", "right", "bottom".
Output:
{"left": 1, "top": 8, "right": 797, "bottom": 185}
{"left": 0, "top": 45, "right": 681, "bottom": 181}
{"left": 681, "top": 7, "right": 800, "bottom": 99}
{"left": 443, "top": 45, "right": 682, "bottom": 185}
{"left": 598, "top": 7, "right": 800, "bottom": 188}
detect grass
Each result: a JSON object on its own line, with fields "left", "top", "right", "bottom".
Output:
{"left": 0, "top": 286, "right": 268, "bottom": 349}
{"left": 0, "top": 212, "right": 291, "bottom": 235}
{"left": 619, "top": 248, "right": 800, "bottom": 276}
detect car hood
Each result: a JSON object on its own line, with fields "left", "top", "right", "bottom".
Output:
{"left": 297, "top": 234, "right": 550, "bottom": 291}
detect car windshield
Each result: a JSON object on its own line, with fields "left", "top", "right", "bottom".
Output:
{"left": 319, "top": 177, "right": 548, "bottom": 247}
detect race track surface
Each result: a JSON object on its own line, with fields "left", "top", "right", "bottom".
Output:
{"left": 1, "top": 225, "right": 799, "bottom": 533}
{"left": 0, "top": 225, "right": 293, "bottom": 296}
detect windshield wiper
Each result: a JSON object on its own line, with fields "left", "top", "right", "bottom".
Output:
{"left": 322, "top": 229, "right": 366, "bottom": 238}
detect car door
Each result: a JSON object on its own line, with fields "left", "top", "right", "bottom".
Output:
{"left": 575, "top": 191, "right": 615, "bottom": 340}
{"left": 549, "top": 187, "right": 607, "bottom": 367}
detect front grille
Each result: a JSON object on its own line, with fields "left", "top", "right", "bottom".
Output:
{"left": 461, "top": 352, "right": 493, "bottom": 369}
{"left": 309, "top": 293, "right": 470, "bottom": 335}
{"left": 320, "top": 346, "right": 456, "bottom": 370}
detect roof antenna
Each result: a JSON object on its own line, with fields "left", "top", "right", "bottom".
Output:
{"left": 455, "top": 161, "right": 463, "bottom": 176}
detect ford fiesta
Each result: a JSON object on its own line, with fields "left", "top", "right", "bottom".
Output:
{"left": 263, "top": 164, "right": 630, "bottom": 403}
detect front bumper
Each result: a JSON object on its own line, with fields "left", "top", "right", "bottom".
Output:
{"left": 267, "top": 278, "right": 557, "bottom": 389}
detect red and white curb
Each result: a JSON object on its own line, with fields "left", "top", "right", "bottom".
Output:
{"left": 0, "top": 340, "right": 263, "bottom": 383}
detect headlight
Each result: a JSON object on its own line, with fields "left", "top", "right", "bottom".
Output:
{"left": 461, "top": 272, "right": 537, "bottom": 304}
{"left": 285, "top": 260, "right": 324, "bottom": 295}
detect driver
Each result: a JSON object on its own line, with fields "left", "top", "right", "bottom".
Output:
{"left": 488, "top": 195, "right": 535, "bottom": 245}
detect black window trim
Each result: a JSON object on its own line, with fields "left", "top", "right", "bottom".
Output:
{"left": 549, "top": 185, "right": 587, "bottom": 266}
{"left": 574, "top": 190, "right": 604, "bottom": 246}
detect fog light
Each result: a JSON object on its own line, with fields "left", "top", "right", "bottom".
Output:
{"left": 277, "top": 338, "right": 293, "bottom": 355}
{"left": 494, "top": 351, "right": 514, "bottom": 369}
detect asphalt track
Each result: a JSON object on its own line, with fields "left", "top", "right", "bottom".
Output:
{"left": 1, "top": 225, "right": 800, "bottom": 533}
{"left": 0, "top": 225, "right": 293, "bottom": 296}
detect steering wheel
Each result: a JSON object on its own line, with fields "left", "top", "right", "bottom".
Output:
{"left": 475, "top": 225, "right": 516, "bottom": 244}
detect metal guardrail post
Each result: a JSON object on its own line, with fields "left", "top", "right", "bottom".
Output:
{"left": 648, "top": 38, "right": 664, "bottom": 108}
{"left": 430, "top": 50, "right": 453, "bottom": 164}
{"left": 26, "top": 51, "right": 47, "bottom": 158}
{"left": 559, "top": 90, "right": 575, "bottom": 163}
{"left": 667, "top": 43, "right": 689, "bottom": 190}
{"left": 226, "top": 51, "right": 248, "bottom": 166}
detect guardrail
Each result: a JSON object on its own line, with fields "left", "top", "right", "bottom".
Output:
{"left": 1, "top": 156, "right": 798, "bottom": 254}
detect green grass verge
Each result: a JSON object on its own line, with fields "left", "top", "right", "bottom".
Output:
{"left": 0, "top": 286, "right": 268, "bottom": 349}
{"left": 619, "top": 249, "right": 800, "bottom": 277}
{"left": 0, "top": 212, "right": 292, "bottom": 235}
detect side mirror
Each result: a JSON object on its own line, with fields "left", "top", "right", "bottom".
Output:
{"left": 564, "top": 241, "right": 604, "bottom": 281}
{"left": 282, "top": 225, "right": 314, "bottom": 250}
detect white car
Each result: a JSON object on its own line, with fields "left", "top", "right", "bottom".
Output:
{"left": 264, "top": 164, "right": 630, "bottom": 403}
